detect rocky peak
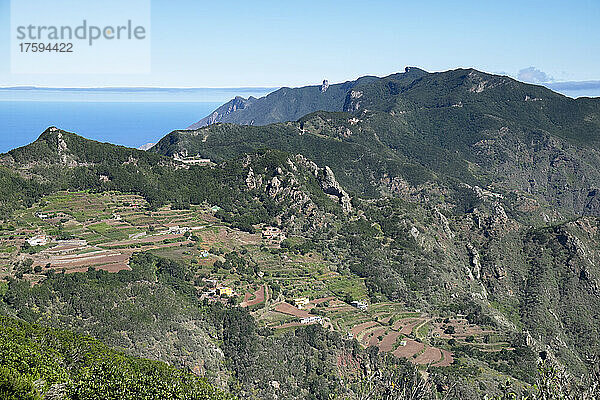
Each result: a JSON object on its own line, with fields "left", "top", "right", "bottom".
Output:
{"left": 187, "top": 96, "right": 255, "bottom": 129}
{"left": 138, "top": 143, "right": 155, "bottom": 151}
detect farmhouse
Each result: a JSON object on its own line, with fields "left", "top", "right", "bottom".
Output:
{"left": 300, "top": 316, "right": 322, "bottom": 324}
{"left": 351, "top": 300, "right": 368, "bottom": 311}
{"left": 217, "top": 286, "right": 233, "bottom": 297}
{"left": 262, "top": 226, "right": 285, "bottom": 244}
{"left": 27, "top": 235, "right": 48, "bottom": 246}
{"left": 174, "top": 154, "right": 212, "bottom": 166}
{"left": 293, "top": 297, "right": 310, "bottom": 309}
{"left": 166, "top": 225, "right": 190, "bottom": 235}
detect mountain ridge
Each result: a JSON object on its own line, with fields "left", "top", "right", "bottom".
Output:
{"left": 186, "top": 67, "right": 429, "bottom": 129}
{"left": 156, "top": 68, "right": 600, "bottom": 218}
{"left": 3, "top": 67, "right": 600, "bottom": 399}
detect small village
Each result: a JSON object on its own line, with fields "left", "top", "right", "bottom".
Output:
{"left": 0, "top": 190, "right": 510, "bottom": 369}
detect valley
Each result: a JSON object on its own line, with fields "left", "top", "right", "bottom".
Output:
{"left": 0, "top": 190, "right": 510, "bottom": 372}
{"left": 1, "top": 66, "right": 600, "bottom": 399}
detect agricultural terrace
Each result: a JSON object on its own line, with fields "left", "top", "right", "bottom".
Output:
{"left": 0, "top": 190, "right": 511, "bottom": 368}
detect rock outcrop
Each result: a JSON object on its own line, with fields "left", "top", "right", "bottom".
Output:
{"left": 294, "top": 155, "right": 352, "bottom": 213}
{"left": 188, "top": 96, "right": 256, "bottom": 129}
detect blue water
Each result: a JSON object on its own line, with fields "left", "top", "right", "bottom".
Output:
{"left": 0, "top": 86, "right": 277, "bottom": 153}
{"left": 0, "top": 101, "right": 221, "bottom": 153}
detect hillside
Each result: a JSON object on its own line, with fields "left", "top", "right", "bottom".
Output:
{"left": 0, "top": 314, "right": 233, "bottom": 400}
{"left": 1, "top": 127, "right": 354, "bottom": 233}
{"left": 151, "top": 68, "right": 600, "bottom": 384}
{"left": 0, "top": 126, "right": 597, "bottom": 398}
{"left": 2, "top": 68, "right": 600, "bottom": 399}
{"left": 156, "top": 68, "right": 600, "bottom": 217}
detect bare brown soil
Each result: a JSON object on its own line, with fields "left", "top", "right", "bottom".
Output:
{"left": 392, "top": 339, "right": 424, "bottom": 359}
{"left": 274, "top": 302, "right": 311, "bottom": 318}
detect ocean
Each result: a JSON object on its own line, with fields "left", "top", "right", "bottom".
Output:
{"left": 0, "top": 101, "right": 222, "bottom": 152}
{"left": 0, "top": 87, "right": 275, "bottom": 153}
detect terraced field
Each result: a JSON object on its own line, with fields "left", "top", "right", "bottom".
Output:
{"left": 241, "top": 284, "right": 267, "bottom": 307}
{"left": 0, "top": 192, "right": 242, "bottom": 277}
{"left": 343, "top": 316, "right": 454, "bottom": 366}
{"left": 1, "top": 190, "right": 509, "bottom": 371}
{"left": 274, "top": 302, "right": 311, "bottom": 318}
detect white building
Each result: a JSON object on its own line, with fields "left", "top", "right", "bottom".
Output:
{"left": 167, "top": 225, "right": 190, "bottom": 235}
{"left": 174, "top": 154, "right": 212, "bottom": 166}
{"left": 300, "top": 316, "right": 322, "bottom": 324}
{"left": 293, "top": 297, "right": 310, "bottom": 309}
{"left": 351, "top": 300, "right": 368, "bottom": 311}
{"left": 27, "top": 235, "right": 48, "bottom": 246}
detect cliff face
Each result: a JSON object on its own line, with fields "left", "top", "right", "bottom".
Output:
{"left": 188, "top": 96, "right": 256, "bottom": 129}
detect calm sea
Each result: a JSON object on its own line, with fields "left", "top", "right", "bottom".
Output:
{"left": 0, "top": 101, "right": 222, "bottom": 153}
{"left": 0, "top": 87, "right": 275, "bottom": 153}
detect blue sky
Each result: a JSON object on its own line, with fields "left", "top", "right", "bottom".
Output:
{"left": 1, "top": 0, "right": 599, "bottom": 88}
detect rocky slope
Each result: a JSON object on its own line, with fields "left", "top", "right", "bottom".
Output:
{"left": 149, "top": 68, "right": 600, "bottom": 380}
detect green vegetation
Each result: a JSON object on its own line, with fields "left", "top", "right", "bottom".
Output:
{"left": 0, "top": 252, "right": 376, "bottom": 399}
{"left": 0, "top": 314, "right": 233, "bottom": 400}
{"left": 184, "top": 73, "right": 386, "bottom": 129}
{"left": 3, "top": 131, "right": 311, "bottom": 231}
{"left": 2, "top": 67, "right": 600, "bottom": 399}
{"left": 0, "top": 166, "right": 51, "bottom": 215}
{"left": 489, "top": 360, "right": 600, "bottom": 400}
{"left": 156, "top": 68, "right": 600, "bottom": 215}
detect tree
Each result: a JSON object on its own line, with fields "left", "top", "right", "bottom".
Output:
{"left": 491, "top": 359, "right": 600, "bottom": 400}
{"left": 335, "top": 351, "right": 454, "bottom": 400}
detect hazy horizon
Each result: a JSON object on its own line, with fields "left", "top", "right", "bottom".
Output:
{"left": 1, "top": 79, "right": 599, "bottom": 100}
